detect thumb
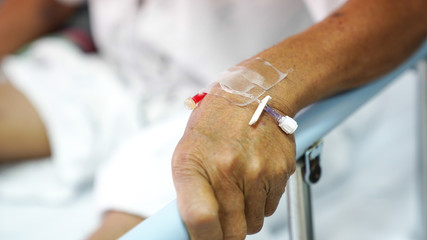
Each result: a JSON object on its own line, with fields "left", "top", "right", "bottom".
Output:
{"left": 173, "top": 164, "right": 223, "bottom": 240}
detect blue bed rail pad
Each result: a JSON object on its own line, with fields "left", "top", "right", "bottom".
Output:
{"left": 120, "top": 39, "right": 427, "bottom": 240}
{"left": 118, "top": 199, "right": 188, "bottom": 240}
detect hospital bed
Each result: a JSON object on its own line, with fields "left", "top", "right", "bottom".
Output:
{"left": 120, "top": 39, "right": 427, "bottom": 240}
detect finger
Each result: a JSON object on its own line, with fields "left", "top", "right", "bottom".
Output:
{"left": 173, "top": 169, "right": 223, "bottom": 240}
{"left": 264, "top": 178, "right": 287, "bottom": 216}
{"left": 214, "top": 184, "right": 247, "bottom": 240}
{"left": 244, "top": 183, "right": 266, "bottom": 234}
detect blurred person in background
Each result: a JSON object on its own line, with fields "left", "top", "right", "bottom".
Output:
{"left": 0, "top": 0, "right": 426, "bottom": 240}
{"left": 0, "top": 1, "right": 143, "bottom": 238}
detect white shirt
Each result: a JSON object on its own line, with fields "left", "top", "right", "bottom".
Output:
{"left": 57, "top": 0, "right": 344, "bottom": 95}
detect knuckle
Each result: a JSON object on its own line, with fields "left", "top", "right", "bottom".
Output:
{"left": 287, "top": 160, "right": 296, "bottom": 176}
{"left": 183, "top": 204, "right": 218, "bottom": 230}
{"left": 214, "top": 146, "right": 246, "bottom": 174}
{"left": 273, "top": 158, "right": 294, "bottom": 181}
{"left": 216, "top": 155, "right": 237, "bottom": 174}
{"left": 277, "top": 159, "right": 288, "bottom": 172}
{"left": 246, "top": 163, "right": 264, "bottom": 181}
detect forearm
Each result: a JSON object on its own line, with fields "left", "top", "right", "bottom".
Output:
{"left": 0, "top": 0, "right": 76, "bottom": 57}
{"left": 87, "top": 211, "right": 144, "bottom": 240}
{"left": 248, "top": 0, "right": 427, "bottom": 116}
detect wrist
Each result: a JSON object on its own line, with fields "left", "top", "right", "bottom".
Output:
{"left": 199, "top": 84, "right": 297, "bottom": 135}
{"left": 201, "top": 58, "right": 300, "bottom": 119}
{"left": 188, "top": 91, "right": 262, "bottom": 136}
{"left": 235, "top": 55, "right": 300, "bottom": 118}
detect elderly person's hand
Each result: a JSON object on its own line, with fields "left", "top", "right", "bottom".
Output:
{"left": 172, "top": 92, "right": 296, "bottom": 239}
{"left": 172, "top": 0, "right": 427, "bottom": 238}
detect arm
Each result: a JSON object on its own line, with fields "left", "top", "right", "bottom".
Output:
{"left": 262, "top": 0, "right": 427, "bottom": 115}
{"left": 88, "top": 211, "right": 144, "bottom": 240}
{"left": 0, "top": 0, "right": 77, "bottom": 57}
{"left": 172, "top": 0, "right": 427, "bottom": 239}
{"left": 0, "top": 0, "right": 78, "bottom": 162}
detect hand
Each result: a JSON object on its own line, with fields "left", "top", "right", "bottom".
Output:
{"left": 172, "top": 94, "right": 296, "bottom": 239}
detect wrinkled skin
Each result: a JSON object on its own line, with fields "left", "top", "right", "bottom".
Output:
{"left": 172, "top": 94, "right": 296, "bottom": 240}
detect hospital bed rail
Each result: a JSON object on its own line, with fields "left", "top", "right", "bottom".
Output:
{"left": 120, "top": 39, "right": 427, "bottom": 240}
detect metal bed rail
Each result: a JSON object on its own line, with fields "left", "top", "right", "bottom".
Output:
{"left": 417, "top": 59, "right": 427, "bottom": 239}
{"left": 120, "top": 39, "right": 427, "bottom": 240}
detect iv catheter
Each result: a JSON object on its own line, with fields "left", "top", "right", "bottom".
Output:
{"left": 184, "top": 92, "right": 207, "bottom": 110}
{"left": 249, "top": 95, "right": 298, "bottom": 134}
{"left": 184, "top": 92, "right": 298, "bottom": 134}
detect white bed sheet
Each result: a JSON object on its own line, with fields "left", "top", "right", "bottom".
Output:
{"left": 0, "top": 193, "right": 98, "bottom": 240}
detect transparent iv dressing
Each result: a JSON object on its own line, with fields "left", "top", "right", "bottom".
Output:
{"left": 208, "top": 58, "right": 292, "bottom": 106}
